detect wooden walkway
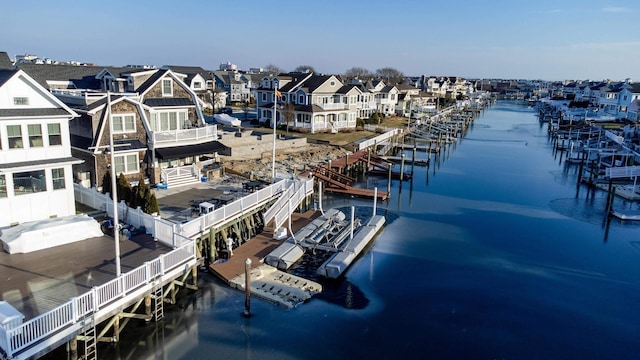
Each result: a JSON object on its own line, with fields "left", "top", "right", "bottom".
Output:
{"left": 0, "top": 234, "right": 171, "bottom": 319}
{"left": 209, "top": 210, "right": 322, "bottom": 283}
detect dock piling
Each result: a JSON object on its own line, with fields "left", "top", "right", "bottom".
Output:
{"left": 244, "top": 258, "right": 252, "bottom": 317}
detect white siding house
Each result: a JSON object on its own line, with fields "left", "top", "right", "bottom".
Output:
{"left": 0, "top": 69, "right": 81, "bottom": 227}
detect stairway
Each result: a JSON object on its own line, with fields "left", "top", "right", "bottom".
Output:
{"left": 165, "top": 172, "right": 201, "bottom": 189}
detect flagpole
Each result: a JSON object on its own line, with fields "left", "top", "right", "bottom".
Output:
{"left": 272, "top": 84, "right": 278, "bottom": 183}
{"left": 108, "top": 91, "right": 122, "bottom": 277}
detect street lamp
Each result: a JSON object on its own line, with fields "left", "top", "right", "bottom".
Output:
{"left": 107, "top": 92, "right": 122, "bottom": 277}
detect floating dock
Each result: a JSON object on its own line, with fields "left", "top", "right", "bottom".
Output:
{"left": 264, "top": 209, "right": 344, "bottom": 270}
{"left": 317, "top": 215, "right": 385, "bottom": 278}
{"left": 229, "top": 265, "right": 322, "bottom": 309}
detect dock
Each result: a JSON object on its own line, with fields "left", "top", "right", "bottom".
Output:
{"left": 209, "top": 210, "right": 324, "bottom": 308}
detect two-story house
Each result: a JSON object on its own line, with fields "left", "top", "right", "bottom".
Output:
{"left": 19, "top": 64, "right": 227, "bottom": 189}
{"left": 213, "top": 70, "right": 251, "bottom": 104}
{"left": 0, "top": 69, "right": 82, "bottom": 227}
{"left": 256, "top": 73, "right": 361, "bottom": 133}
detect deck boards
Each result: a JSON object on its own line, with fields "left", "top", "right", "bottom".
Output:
{"left": 0, "top": 234, "right": 171, "bottom": 319}
{"left": 209, "top": 210, "right": 321, "bottom": 283}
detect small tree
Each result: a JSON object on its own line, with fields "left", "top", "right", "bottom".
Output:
{"left": 116, "top": 173, "right": 132, "bottom": 205}
{"left": 101, "top": 170, "right": 112, "bottom": 196}
{"left": 282, "top": 103, "right": 295, "bottom": 133}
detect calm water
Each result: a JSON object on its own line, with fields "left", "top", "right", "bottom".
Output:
{"left": 94, "top": 102, "right": 640, "bottom": 359}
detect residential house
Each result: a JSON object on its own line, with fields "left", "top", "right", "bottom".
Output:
{"left": 162, "top": 65, "right": 227, "bottom": 111}
{"left": 0, "top": 69, "right": 81, "bottom": 227}
{"left": 213, "top": 70, "right": 251, "bottom": 104}
{"left": 18, "top": 63, "right": 227, "bottom": 189}
{"left": 256, "top": 73, "right": 360, "bottom": 133}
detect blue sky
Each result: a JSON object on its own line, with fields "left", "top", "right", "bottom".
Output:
{"left": 2, "top": 0, "right": 639, "bottom": 81}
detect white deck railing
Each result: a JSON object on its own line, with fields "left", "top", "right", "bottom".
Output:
{"left": 152, "top": 125, "right": 217, "bottom": 145}
{"left": 4, "top": 177, "right": 315, "bottom": 359}
{"left": 1, "top": 241, "right": 195, "bottom": 359}
{"left": 358, "top": 128, "right": 403, "bottom": 151}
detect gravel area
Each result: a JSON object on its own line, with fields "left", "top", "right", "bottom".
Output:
{"left": 223, "top": 144, "right": 347, "bottom": 181}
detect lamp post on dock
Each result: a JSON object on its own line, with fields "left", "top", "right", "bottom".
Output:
{"left": 107, "top": 92, "right": 122, "bottom": 277}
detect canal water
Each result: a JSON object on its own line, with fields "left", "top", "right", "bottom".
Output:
{"left": 90, "top": 101, "right": 640, "bottom": 359}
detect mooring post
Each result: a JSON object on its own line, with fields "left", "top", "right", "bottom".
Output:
{"left": 244, "top": 258, "right": 252, "bottom": 317}
{"left": 350, "top": 206, "right": 355, "bottom": 241}
{"left": 400, "top": 153, "right": 405, "bottom": 181}
{"left": 373, "top": 187, "right": 378, "bottom": 217}
{"left": 387, "top": 163, "right": 392, "bottom": 194}
{"left": 412, "top": 146, "right": 416, "bottom": 174}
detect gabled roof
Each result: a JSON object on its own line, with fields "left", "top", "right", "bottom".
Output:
{"left": 0, "top": 52, "right": 13, "bottom": 70}
{"left": 16, "top": 63, "right": 104, "bottom": 89}
{"left": 300, "top": 75, "right": 334, "bottom": 93}
{"left": 0, "top": 69, "right": 78, "bottom": 119}
{"left": 335, "top": 84, "right": 362, "bottom": 95}
{"left": 0, "top": 69, "right": 16, "bottom": 87}
{"left": 164, "top": 65, "right": 214, "bottom": 80}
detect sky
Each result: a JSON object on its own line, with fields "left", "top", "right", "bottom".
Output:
{"left": 1, "top": 0, "right": 639, "bottom": 81}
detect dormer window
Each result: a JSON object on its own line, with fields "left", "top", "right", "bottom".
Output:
{"left": 162, "top": 79, "right": 173, "bottom": 96}
{"left": 193, "top": 81, "right": 202, "bottom": 89}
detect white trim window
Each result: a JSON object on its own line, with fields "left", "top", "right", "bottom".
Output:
{"left": 28, "top": 124, "right": 43, "bottom": 147}
{"left": 112, "top": 114, "right": 136, "bottom": 133}
{"left": 7, "top": 125, "right": 23, "bottom": 149}
{"left": 114, "top": 153, "right": 139, "bottom": 175}
{"left": 150, "top": 110, "right": 188, "bottom": 131}
{"left": 52, "top": 168, "right": 65, "bottom": 190}
{"left": 162, "top": 79, "right": 173, "bottom": 96}
{"left": 48, "top": 123, "right": 62, "bottom": 146}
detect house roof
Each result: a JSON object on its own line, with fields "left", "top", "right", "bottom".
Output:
{"left": 0, "top": 156, "right": 83, "bottom": 171}
{"left": 0, "top": 52, "right": 13, "bottom": 70}
{"left": 164, "top": 65, "right": 214, "bottom": 81}
{"left": 0, "top": 108, "right": 73, "bottom": 118}
{"left": 0, "top": 69, "right": 17, "bottom": 87}
{"left": 144, "top": 98, "right": 194, "bottom": 107}
{"left": 155, "top": 141, "right": 229, "bottom": 160}
{"left": 300, "top": 75, "right": 333, "bottom": 93}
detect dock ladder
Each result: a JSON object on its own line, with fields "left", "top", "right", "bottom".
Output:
{"left": 81, "top": 314, "right": 97, "bottom": 360}
{"left": 153, "top": 282, "right": 164, "bottom": 322}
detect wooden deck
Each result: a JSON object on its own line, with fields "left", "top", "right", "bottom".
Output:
{"left": 209, "top": 210, "right": 321, "bottom": 283}
{"left": 0, "top": 234, "right": 171, "bottom": 319}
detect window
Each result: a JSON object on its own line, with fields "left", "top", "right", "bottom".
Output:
{"left": 13, "top": 97, "right": 28, "bottom": 105}
{"left": 28, "top": 124, "right": 43, "bottom": 147}
{"left": 151, "top": 111, "right": 186, "bottom": 131}
{"left": 262, "top": 93, "right": 267, "bottom": 102}
{"left": 114, "top": 153, "right": 139, "bottom": 175}
{"left": 162, "top": 79, "right": 172, "bottom": 96}
{"left": 193, "top": 81, "right": 202, "bottom": 89}
{"left": 52, "top": 168, "right": 65, "bottom": 190}
{"left": 299, "top": 95, "right": 305, "bottom": 104}
{"left": 112, "top": 114, "right": 135, "bottom": 133}
{"left": 48, "top": 123, "right": 62, "bottom": 145}
{"left": 7, "top": 125, "right": 23, "bottom": 148}
{"left": 0, "top": 175, "right": 6, "bottom": 198}
{"left": 13, "top": 170, "right": 46, "bottom": 195}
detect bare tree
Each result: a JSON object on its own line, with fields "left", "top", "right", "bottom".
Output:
{"left": 265, "top": 64, "right": 286, "bottom": 74}
{"left": 294, "top": 65, "right": 316, "bottom": 73}
{"left": 282, "top": 103, "right": 295, "bottom": 133}
{"left": 375, "top": 67, "right": 405, "bottom": 85}
{"left": 344, "top": 67, "right": 373, "bottom": 81}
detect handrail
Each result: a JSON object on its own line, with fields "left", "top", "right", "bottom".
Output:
{"left": 2, "top": 241, "right": 195, "bottom": 358}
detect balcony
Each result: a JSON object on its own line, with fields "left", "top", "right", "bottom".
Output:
{"left": 152, "top": 124, "right": 218, "bottom": 146}
{"left": 316, "top": 103, "right": 348, "bottom": 111}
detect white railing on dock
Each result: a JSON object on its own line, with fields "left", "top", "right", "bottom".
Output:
{"left": 2, "top": 179, "right": 315, "bottom": 359}
{"left": 358, "top": 128, "right": 403, "bottom": 151}
{"left": 606, "top": 166, "right": 640, "bottom": 179}
{"left": 1, "top": 242, "right": 196, "bottom": 359}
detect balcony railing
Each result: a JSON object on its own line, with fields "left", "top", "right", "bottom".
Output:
{"left": 152, "top": 125, "right": 218, "bottom": 145}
